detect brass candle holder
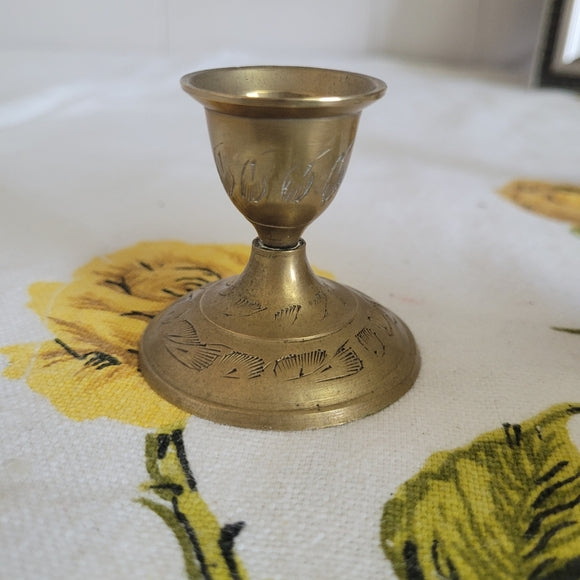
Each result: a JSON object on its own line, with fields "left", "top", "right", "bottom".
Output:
{"left": 140, "top": 66, "right": 420, "bottom": 430}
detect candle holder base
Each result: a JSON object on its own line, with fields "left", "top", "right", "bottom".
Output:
{"left": 140, "top": 239, "right": 419, "bottom": 430}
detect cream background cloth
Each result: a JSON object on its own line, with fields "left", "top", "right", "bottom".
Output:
{"left": 1, "top": 50, "right": 579, "bottom": 579}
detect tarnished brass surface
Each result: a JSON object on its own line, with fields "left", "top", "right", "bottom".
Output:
{"left": 181, "top": 66, "right": 385, "bottom": 249}
{"left": 140, "top": 66, "right": 420, "bottom": 430}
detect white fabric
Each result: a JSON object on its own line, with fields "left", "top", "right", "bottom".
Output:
{"left": 1, "top": 50, "right": 579, "bottom": 579}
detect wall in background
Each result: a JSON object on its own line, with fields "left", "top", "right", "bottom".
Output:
{"left": 1, "top": 0, "right": 545, "bottom": 71}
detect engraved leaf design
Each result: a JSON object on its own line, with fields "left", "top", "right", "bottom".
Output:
{"left": 320, "top": 144, "right": 353, "bottom": 205}
{"left": 241, "top": 159, "right": 267, "bottom": 203}
{"left": 379, "top": 310, "right": 396, "bottom": 337}
{"left": 273, "top": 349, "right": 327, "bottom": 380}
{"left": 223, "top": 295, "right": 267, "bottom": 318}
{"left": 214, "top": 351, "right": 265, "bottom": 380}
{"left": 281, "top": 164, "right": 315, "bottom": 203}
{"left": 162, "top": 319, "right": 223, "bottom": 371}
{"left": 274, "top": 304, "right": 301, "bottom": 324}
{"left": 213, "top": 143, "right": 236, "bottom": 197}
{"left": 315, "top": 343, "right": 363, "bottom": 382}
{"left": 309, "top": 289, "right": 329, "bottom": 319}
{"left": 381, "top": 404, "right": 580, "bottom": 580}
{"left": 356, "top": 327, "right": 385, "bottom": 356}
{"left": 272, "top": 343, "right": 363, "bottom": 383}
{"left": 280, "top": 147, "right": 332, "bottom": 203}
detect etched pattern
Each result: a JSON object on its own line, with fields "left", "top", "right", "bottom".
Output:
{"left": 273, "top": 349, "right": 327, "bottom": 380}
{"left": 214, "top": 352, "right": 265, "bottom": 380}
{"left": 309, "top": 288, "right": 329, "bottom": 319}
{"left": 320, "top": 144, "right": 353, "bottom": 205}
{"left": 315, "top": 343, "right": 363, "bottom": 382}
{"left": 223, "top": 296, "right": 267, "bottom": 318}
{"left": 240, "top": 159, "right": 268, "bottom": 203}
{"left": 218, "top": 282, "right": 268, "bottom": 318}
{"left": 274, "top": 343, "right": 363, "bottom": 383}
{"left": 162, "top": 318, "right": 223, "bottom": 371}
{"left": 160, "top": 314, "right": 366, "bottom": 383}
{"left": 378, "top": 306, "right": 397, "bottom": 337}
{"left": 159, "top": 293, "right": 403, "bottom": 384}
{"left": 274, "top": 304, "right": 301, "bottom": 323}
{"left": 213, "top": 143, "right": 235, "bottom": 197}
{"left": 356, "top": 327, "right": 386, "bottom": 356}
{"left": 211, "top": 144, "right": 353, "bottom": 209}
{"left": 280, "top": 165, "right": 315, "bottom": 203}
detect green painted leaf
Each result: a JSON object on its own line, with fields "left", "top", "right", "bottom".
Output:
{"left": 136, "top": 497, "right": 204, "bottom": 580}
{"left": 139, "top": 429, "right": 249, "bottom": 580}
{"left": 552, "top": 327, "right": 580, "bottom": 335}
{"left": 381, "top": 404, "right": 580, "bottom": 579}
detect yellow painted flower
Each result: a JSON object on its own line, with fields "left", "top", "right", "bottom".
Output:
{"left": 499, "top": 179, "right": 580, "bottom": 333}
{"left": 499, "top": 179, "right": 580, "bottom": 225}
{"left": 0, "top": 241, "right": 250, "bottom": 429}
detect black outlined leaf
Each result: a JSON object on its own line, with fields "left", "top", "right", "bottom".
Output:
{"left": 381, "top": 404, "right": 580, "bottom": 579}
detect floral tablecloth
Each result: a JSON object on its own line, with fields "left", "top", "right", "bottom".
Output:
{"left": 1, "top": 50, "right": 579, "bottom": 579}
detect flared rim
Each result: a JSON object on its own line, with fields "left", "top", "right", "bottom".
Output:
{"left": 181, "top": 65, "right": 386, "bottom": 115}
